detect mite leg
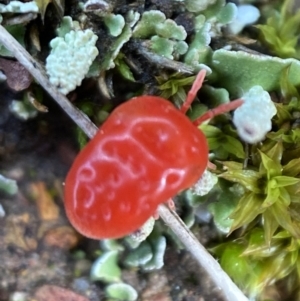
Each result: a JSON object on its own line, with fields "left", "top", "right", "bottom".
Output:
{"left": 180, "top": 69, "right": 207, "bottom": 114}
{"left": 193, "top": 99, "right": 244, "bottom": 126}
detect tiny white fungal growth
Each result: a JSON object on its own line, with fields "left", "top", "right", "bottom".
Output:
{"left": 9, "top": 100, "right": 38, "bottom": 120}
{"left": 0, "top": 1, "right": 38, "bottom": 13}
{"left": 129, "top": 216, "right": 155, "bottom": 243}
{"left": 0, "top": 70, "right": 6, "bottom": 82}
{"left": 228, "top": 4, "right": 260, "bottom": 35}
{"left": 0, "top": 204, "right": 5, "bottom": 218}
{"left": 233, "top": 86, "right": 277, "bottom": 144}
{"left": 83, "top": 0, "right": 110, "bottom": 12}
{"left": 46, "top": 29, "right": 98, "bottom": 95}
{"left": 192, "top": 169, "right": 218, "bottom": 196}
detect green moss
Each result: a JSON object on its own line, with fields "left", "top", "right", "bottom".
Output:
{"left": 257, "top": 0, "right": 300, "bottom": 59}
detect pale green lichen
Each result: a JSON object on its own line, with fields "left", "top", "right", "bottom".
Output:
{"left": 103, "top": 14, "right": 125, "bottom": 37}
{"left": 149, "top": 36, "right": 175, "bottom": 59}
{"left": 173, "top": 41, "right": 189, "bottom": 57}
{"left": 90, "top": 250, "right": 121, "bottom": 283}
{"left": 101, "top": 11, "right": 140, "bottom": 70}
{"left": 200, "top": 85, "right": 230, "bottom": 106}
{"left": 212, "top": 49, "right": 300, "bottom": 96}
{"left": 100, "top": 239, "right": 125, "bottom": 252}
{"left": 0, "top": 1, "right": 38, "bottom": 13}
{"left": 46, "top": 29, "right": 98, "bottom": 94}
{"left": 124, "top": 241, "right": 153, "bottom": 267}
{"left": 208, "top": 184, "right": 241, "bottom": 233}
{"left": 105, "top": 283, "right": 138, "bottom": 301}
{"left": 142, "top": 236, "right": 166, "bottom": 271}
{"left": 132, "top": 10, "right": 166, "bottom": 39}
{"left": 56, "top": 16, "right": 81, "bottom": 38}
{"left": 155, "top": 19, "right": 187, "bottom": 40}
{"left": 198, "top": 0, "right": 237, "bottom": 36}
{"left": 0, "top": 174, "right": 18, "bottom": 195}
{"left": 133, "top": 10, "right": 188, "bottom": 59}
{"left": 184, "top": 0, "right": 237, "bottom": 71}
{"left": 215, "top": 2, "right": 237, "bottom": 25}
{"left": 184, "top": 22, "right": 212, "bottom": 71}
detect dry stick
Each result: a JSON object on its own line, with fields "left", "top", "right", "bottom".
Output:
{"left": 159, "top": 205, "right": 248, "bottom": 301}
{"left": 0, "top": 24, "right": 249, "bottom": 301}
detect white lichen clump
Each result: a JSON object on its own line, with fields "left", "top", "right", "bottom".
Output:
{"left": 233, "top": 86, "right": 277, "bottom": 144}
{"left": 46, "top": 29, "right": 98, "bottom": 95}
{"left": 192, "top": 169, "right": 218, "bottom": 196}
{"left": 228, "top": 4, "right": 260, "bottom": 35}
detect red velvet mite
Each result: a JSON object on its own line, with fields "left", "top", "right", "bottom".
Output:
{"left": 64, "top": 70, "right": 243, "bottom": 239}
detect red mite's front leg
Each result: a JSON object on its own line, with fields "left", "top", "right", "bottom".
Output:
{"left": 152, "top": 70, "right": 243, "bottom": 222}
{"left": 153, "top": 198, "right": 175, "bottom": 220}
{"left": 180, "top": 69, "right": 244, "bottom": 126}
{"left": 180, "top": 69, "right": 207, "bottom": 114}
{"left": 193, "top": 99, "right": 244, "bottom": 126}
{"left": 167, "top": 198, "right": 175, "bottom": 210}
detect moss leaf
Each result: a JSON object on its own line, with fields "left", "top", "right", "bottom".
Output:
{"left": 283, "top": 158, "right": 300, "bottom": 177}
{"left": 229, "top": 193, "right": 264, "bottom": 233}
{"left": 259, "top": 150, "right": 282, "bottom": 179}
{"left": 270, "top": 201, "right": 300, "bottom": 238}
{"left": 221, "top": 135, "right": 245, "bottom": 159}
{"left": 219, "top": 169, "right": 261, "bottom": 193}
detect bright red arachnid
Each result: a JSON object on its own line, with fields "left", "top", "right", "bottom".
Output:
{"left": 64, "top": 70, "right": 243, "bottom": 239}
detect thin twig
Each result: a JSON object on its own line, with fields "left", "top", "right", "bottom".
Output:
{"left": 0, "top": 24, "right": 249, "bottom": 301}
{"left": 158, "top": 205, "right": 248, "bottom": 301}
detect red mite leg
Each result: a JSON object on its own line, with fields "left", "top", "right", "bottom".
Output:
{"left": 180, "top": 69, "right": 207, "bottom": 114}
{"left": 167, "top": 198, "right": 175, "bottom": 210}
{"left": 179, "top": 69, "right": 244, "bottom": 125}
{"left": 153, "top": 199, "right": 175, "bottom": 220}
{"left": 153, "top": 211, "right": 160, "bottom": 220}
{"left": 207, "top": 161, "right": 216, "bottom": 170}
{"left": 193, "top": 99, "right": 244, "bottom": 126}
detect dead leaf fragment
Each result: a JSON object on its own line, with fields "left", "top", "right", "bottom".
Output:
{"left": 5, "top": 213, "right": 38, "bottom": 251}
{"left": 26, "top": 91, "right": 48, "bottom": 112}
{"left": 29, "top": 24, "right": 41, "bottom": 52}
{"left": 30, "top": 182, "right": 60, "bottom": 221}
{"left": 43, "top": 226, "right": 80, "bottom": 249}
{"left": 34, "top": 285, "right": 89, "bottom": 301}
{"left": 0, "top": 57, "right": 32, "bottom": 91}
{"left": 35, "top": 0, "right": 52, "bottom": 22}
